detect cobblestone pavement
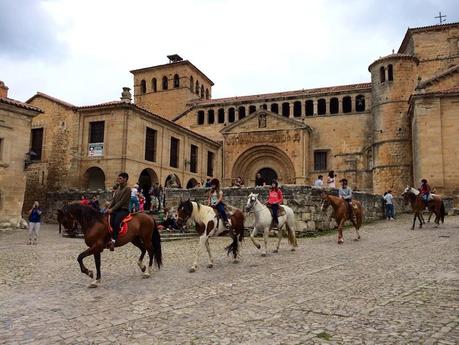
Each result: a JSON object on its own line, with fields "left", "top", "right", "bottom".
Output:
{"left": 1, "top": 215, "right": 458, "bottom": 345}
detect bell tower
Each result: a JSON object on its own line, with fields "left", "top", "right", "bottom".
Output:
{"left": 130, "top": 54, "right": 214, "bottom": 121}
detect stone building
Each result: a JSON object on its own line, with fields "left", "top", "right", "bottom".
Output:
{"left": 24, "top": 88, "right": 221, "bottom": 210}
{"left": 23, "top": 22, "right": 459, "bottom": 205}
{"left": 0, "top": 82, "right": 42, "bottom": 226}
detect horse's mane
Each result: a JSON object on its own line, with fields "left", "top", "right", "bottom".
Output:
{"left": 63, "top": 203, "right": 104, "bottom": 230}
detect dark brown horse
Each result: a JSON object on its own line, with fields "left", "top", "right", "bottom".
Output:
{"left": 402, "top": 186, "right": 445, "bottom": 230}
{"left": 59, "top": 204, "right": 162, "bottom": 287}
{"left": 320, "top": 193, "right": 363, "bottom": 244}
{"left": 176, "top": 200, "right": 244, "bottom": 272}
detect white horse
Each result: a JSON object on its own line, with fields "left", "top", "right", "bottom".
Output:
{"left": 176, "top": 199, "right": 244, "bottom": 272}
{"left": 245, "top": 193, "right": 298, "bottom": 256}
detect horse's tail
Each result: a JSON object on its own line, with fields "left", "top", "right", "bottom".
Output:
{"left": 151, "top": 224, "right": 163, "bottom": 269}
{"left": 286, "top": 208, "right": 298, "bottom": 247}
{"left": 440, "top": 201, "right": 445, "bottom": 224}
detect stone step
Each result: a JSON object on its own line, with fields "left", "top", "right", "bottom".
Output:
{"left": 161, "top": 236, "right": 198, "bottom": 242}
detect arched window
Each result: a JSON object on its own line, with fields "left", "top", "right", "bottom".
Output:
{"left": 140, "top": 80, "right": 146, "bottom": 94}
{"left": 282, "top": 102, "right": 290, "bottom": 117}
{"left": 270, "top": 103, "right": 279, "bottom": 114}
{"left": 330, "top": 98, "right": 339, "bottom": 114}
{"left": 195, "top": 81, "right": 199, "bottom": 95}
{"left": 173, "top": 74, "right": 180, "bottom": 88}
{"left": 162, "top": 76, "right": 168, "bottom": 90}
{"left": 238, "top": 106, "right": 246, "bottom": 120}
{"left": 197, "top": 111, "right": 204, "bottom": 125}
{"left": 190, "top": 76, "right": 194, "bottom": 92}
{"left": 305, "top": 100, "right": 314, "bottom": 116}
{"left": 218, "top": 108, "right": 225, "bottom": 123}
{"left": 208, "top": 109, "right": 215, "bottom": 124}
{"left": 205, "top": 89, "right": 210, "bottom": 100}
{"left": 318, "top": 99, "right": 326, "bottom": 115}
{"left": 342, "top": 96, "right": 352, "bottom": 113}
{"left": 200, "top": 85, "right": 204, "bottom": 99}
{"left": 355, "top": 95, "right": 365, "bottom": 112}
{"left": 261, "top": 104, "right": 267, "bottom": 110}
{"left": 249, "top": 105, "right": 256, "bottom": 114}
{"left": 151, "top": 78, "right": 157, "bottom": 92}
{"left": 380, "top": 66, "right": 386, "bottom": 83}
{"left": 293, "top": 101, "right": 302, "bottom": 117}
{"left": 228, "top": 107, "right": 235, "bottom": 122}
{"left": 388, "top": 64, "right": 393, "bottom": 81}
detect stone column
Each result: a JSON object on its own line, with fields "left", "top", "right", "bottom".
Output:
{"left": 224, "top": 108, "right": 228, "bottom": 123}
{"left": 289, "top": 103, "right": 293, "bottom": 118}
{"left": 338, "top": 99, "right": 343, "bottom": 115}
{"left": 325, "top": 99, "right": 330, "bottom": 115}
{"left": 313, "top": 100, "right": 318, "bottom": 116}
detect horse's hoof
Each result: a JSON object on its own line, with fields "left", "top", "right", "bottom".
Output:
{"left": 189, "top": 267, "right": 196, "bottom": 273}
{"left": 207, "top": 263, "right": 213, "bottom": 269}
{"left": 338, "top": 239, "right": 344, "bottom": 244}
{"left": 87, "top": 270, "right": 94, "bottom": 279}
{"left": 233, "top": 259, "right": 239, "bottom": 264}
{"left": 354, "top": 237, "right": 360, "bottom": 241}
{"left": 141, "top": 266, "right": 146, "bottom": 272}
{"left": 256, "top": 244, "right": 261, "bottom": 250}
{"left": 88, "top": 280, "right": 99, "bottom": 288}
{"left": 291, "top": 248, "right": 296, "bottom": 252}
{"left": 272, "top": 249, "right": 279, "bottom": 253}
{"left": 143, "top": 273, "right": 151, "bottom": 279}
{"left": 261, "top": 253, "right": 267, "bottom": 257}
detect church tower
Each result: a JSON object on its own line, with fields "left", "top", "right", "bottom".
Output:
{"left": 130, "top": 54, "right": 214, "bottom": 121}
{"left": 368, "top": 54, "right": 419, "bottom": 194}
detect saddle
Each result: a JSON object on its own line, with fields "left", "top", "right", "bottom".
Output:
{"left": 266, "top": 204, "right": 287, "bottom": 217}
{"left": 107, "top": 214, "right": 134, "bottom": 237}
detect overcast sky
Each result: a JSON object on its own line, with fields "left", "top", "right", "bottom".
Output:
{"left": 1, "top": 0, "right": 457, "bottom": 105}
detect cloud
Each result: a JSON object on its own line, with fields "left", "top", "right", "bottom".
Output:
{"left": 0, "top": 0, "right": 67, "bottom": 60}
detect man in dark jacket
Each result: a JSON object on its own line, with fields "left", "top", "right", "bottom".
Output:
{"left": 107, "top": 172, "right": 131, "bottom": 251}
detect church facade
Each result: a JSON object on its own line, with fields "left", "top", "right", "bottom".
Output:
{"left": 23, "top": 22, "right": 459, "bottom": 207}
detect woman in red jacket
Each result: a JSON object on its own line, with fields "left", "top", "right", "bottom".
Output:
{"left": 267, "top": 180, "right": 283, "bottom": 226}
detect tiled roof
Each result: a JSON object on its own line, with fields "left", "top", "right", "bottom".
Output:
{"left": 189, "top": 82, "right": 372, "bottom": 107}
{"left": 75, "top": 101, "right": 125, "bottom": 110}
{"left": 398, "top": 22, "right": 459, "bottom": 53}
{"left": 0, "top": 97, "right": 43, "bottom": 112}
{"left": 27, "top": 92, "right": 75, "bottom": 109}
{"left": 368, "top": 53, "right": 418, "bottom": 70}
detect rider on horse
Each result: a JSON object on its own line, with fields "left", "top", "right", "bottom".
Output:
{"left": 106, "top": 172, "right": 131, "bottom": 251}
{"left": 267, "top": 180, "right": 283, "bottom": 227}
{"left": 419, "top": 178, "right": 432, "bottom": 208}
{"left": 339, "top": 178, "right": 355, "bottom": 221}
{"left": 208, "top": 178, "right": 230, "bottom": 229}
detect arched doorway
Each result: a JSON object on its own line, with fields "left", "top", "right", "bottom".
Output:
{"left": 165, "top": 174, "right": 181, "bottom": 188}
{"left": 257, "top": 168, "right": 278, "bottom": 185}
{"left": 138, "top": 168, "right": 159, "bottom": 211}
{"left": 186, "top": 178, "right": 199, "bottom": 189}
{"left": 231, "top": 145, "right": 296, "bottom": 186}
{"left": 83, "top": 167, "right": 105, "bottom": 190}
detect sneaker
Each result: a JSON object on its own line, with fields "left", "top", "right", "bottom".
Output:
{"left": 108, "top": 240, "right": 115, "bottom": 251}
{"left": 390, "top": 217, "right": 395, "bottom": 220}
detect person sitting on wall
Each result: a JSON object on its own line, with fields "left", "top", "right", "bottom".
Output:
{"left": 106, "top": 172, "right": 131, "bottom": 251}
{"left": 255, "top": 173, "right": 266, "bottom": 187}
{"left": 314, "top": 175, "right": 324, "bottom": 188}
{"left": 235, "top": 176, "right": 244, "bottom": 188}
{"left": 207, "top": 178, "right": 230, "bottom": 229}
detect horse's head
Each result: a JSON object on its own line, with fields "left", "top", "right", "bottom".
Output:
{"left": 245, "top": 193, "right": 259, "bottom": 212}
{"left": 320, "top": 192, "right": 330, "bottom": 212}
{"left": 58, "top": 206, "right": 78, "bottom": 231}
{"left": 401, "top": 185, "right": 416, "bottom": 205}
{"left": 176, "top": 199, "right": 193, "bottom": 227}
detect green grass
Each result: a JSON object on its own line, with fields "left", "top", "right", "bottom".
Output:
{"left": 316, "top": 331, "right": 332, "bottom": 341}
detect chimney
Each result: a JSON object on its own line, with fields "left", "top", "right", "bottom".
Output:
{"left": 120, "top": 87, "right": 132, "bottom": 103}
{"left": 0, "top": 81, "right": 8, "bottom": 98}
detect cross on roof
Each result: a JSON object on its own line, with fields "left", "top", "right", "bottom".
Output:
{"left": 434, "top": 11, "right": 447, "bottom": 24}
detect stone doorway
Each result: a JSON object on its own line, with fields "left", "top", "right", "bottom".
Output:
{"left": 83, "top": 167, "right": 105, "bottom": 190}
{"left": 138, "top": 168, "right": 159, "bottom": 211}
{"left": 257, "top": 168, "right": 278, "bottom": 185}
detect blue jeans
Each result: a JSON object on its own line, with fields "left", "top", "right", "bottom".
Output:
{"left": 385, "top": 204, "right": 394, "bottom": 219}
{"left": 215, "top": 203, "right": 228, "bottom": 223}
{"left": 129, "top": 196, "right": 139, "bottom": 212}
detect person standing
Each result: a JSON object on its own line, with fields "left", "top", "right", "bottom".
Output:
{"left": 27, "top": 201, "right": 42, "bottom": 245}
{"left": 327, "top": 171, "right": 336, "bottom": 188}
{"left": 80, "top": 195, "right": 90, "bottom": 206}
{"left": 90, "top": 196, "right": 100, "bottom": 212}
{"left": 107, "top": 172, "right": 131, "bottom": 251}
{"left": 129, "top": 184, "right": 140, "bottom": 212}
{"left": 255, "top": 173, "right": 266, "bottom": 187}
{"left": 267, "top": 180, "right": 283, "bottom": 226}
{"left": 383, "top": 190, "right": 395, "bottom": 220}
{"left": 314, "top": 175, "right": 324, "bottom": 188}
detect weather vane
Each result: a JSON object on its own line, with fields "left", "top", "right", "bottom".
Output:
{"left": 434, "top": 11, "right": 447, "bottom": 24}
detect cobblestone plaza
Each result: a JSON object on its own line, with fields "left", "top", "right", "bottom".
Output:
{"left": 1, "top": 215, "right": 458, "bottom": 344}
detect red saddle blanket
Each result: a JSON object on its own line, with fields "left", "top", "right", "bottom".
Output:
{"left": 108, "top": 214, "right": 134, "bottom": 237}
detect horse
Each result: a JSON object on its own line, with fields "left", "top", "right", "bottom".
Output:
{"left": 176, "top": 199, "right": 244, "bottom": 273}
{"left": 320, "top": 192, "right": 363, "bottom": 244}
{"left": 402, "top": 186, "right": 445, "bottom": 230}
{"left": 244, "top": 193, "right": 298, "bottom": 256}
{"left": 59, "top": 204, "right": 162, "bottom": 287}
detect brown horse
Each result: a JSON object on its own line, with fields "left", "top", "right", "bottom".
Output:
{"left": 176, "top": 200, "right": 244, "bottom": 272}
{"left": 402, "top": 186, "right": 445, "bottom": 230}
{"left": 320, "top": 192, "right": 363, "bottom": 244}
{"left": 59, "top": 204, "right": 162, "bottom": 287}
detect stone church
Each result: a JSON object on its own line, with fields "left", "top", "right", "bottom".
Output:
{"left": 22, "top": 22, "right": 459, "bottom": 211}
